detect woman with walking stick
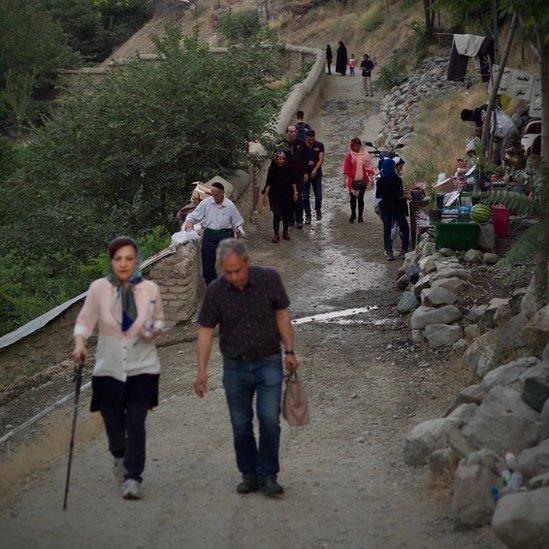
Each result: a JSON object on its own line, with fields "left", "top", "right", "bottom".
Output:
{"left": 72, "top": 236, "right": 165, "bottom": 500}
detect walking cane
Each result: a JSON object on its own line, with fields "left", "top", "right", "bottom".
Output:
{"left": 62, "top": 359, "right": 84, "bottom": 510}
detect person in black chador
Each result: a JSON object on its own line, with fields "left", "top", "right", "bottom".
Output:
{"left": 335, "top": 41, "right": 348, "bottom": 76}
{"left": 263, "top": 151, "right": 298, "bottom": 243}
{"left": 326, "top": 44, "right": 333, "bottom": 74}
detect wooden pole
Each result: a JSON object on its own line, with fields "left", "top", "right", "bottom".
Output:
{"left": 481, "top": 13, "right": 518, "bottom": 153}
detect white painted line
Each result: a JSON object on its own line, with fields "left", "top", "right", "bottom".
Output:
{"left": 1, "top": 306, "right": 379, "bottom": 446}
{"left": 292, "top": 306, "right": 378, "bottom": 325}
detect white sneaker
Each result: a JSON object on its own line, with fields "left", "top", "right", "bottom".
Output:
{"left": 113, "top": 457, "right": 125, "bottom": 483}
{"left": 123, "top": 479, "right": 142, "bottom": 500}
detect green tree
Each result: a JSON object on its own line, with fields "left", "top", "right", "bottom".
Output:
{"left": 0, "top": 28, "right": 284, "bottom": 335}
{"left": 0, "top": 0, "right": 80, "bottom": 97}
{"left": 503, "top": 0, "right": 548, "bottom": 306}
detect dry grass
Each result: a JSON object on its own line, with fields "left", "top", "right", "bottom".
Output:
{"left": 402, "top": 84, "right": 487, "bottom": 189}
{"left": 0, "top": 408, "right": 102, "bottom": 511}
{"left": 359, "top": 3, "right": 383, "bottom": 32}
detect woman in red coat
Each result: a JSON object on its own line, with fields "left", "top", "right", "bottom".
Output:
{"left": 342, "top": 137, "right": 375, "bottom": 223}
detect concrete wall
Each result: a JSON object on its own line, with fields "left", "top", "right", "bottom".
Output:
{"left": 0, "top": 46, "right": 325, "bottom": 374}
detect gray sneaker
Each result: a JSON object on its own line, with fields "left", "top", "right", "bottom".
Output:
{"left": 113, "top": 458, "right": 125, "bottom": 483}
{"left": 123, "top": 479, "right": 142, "bottom": 500}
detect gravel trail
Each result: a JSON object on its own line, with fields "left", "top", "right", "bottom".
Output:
{"left": 0, "top": 74, "right": 502, "bottom": 549}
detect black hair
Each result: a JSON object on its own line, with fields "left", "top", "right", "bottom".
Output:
{"left": 211, "top": 182, "right": 225, "bottom": 192}
{"left": 306, "top": 130, "right": 316, "bottom": 138}
{"left": 108, "top": 236, "right": 138, "bottom": 260}
{"left": 296, "top": 111, "right": 304, "bottom": 119}
{"left": 461, "top": 109, "right": 474, "bottom": 122}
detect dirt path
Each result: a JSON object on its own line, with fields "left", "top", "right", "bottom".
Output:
{"left": 0, "top": 75, "right": 502, "bottom": 548}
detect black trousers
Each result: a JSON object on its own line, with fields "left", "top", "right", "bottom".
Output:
{"left": 202, "top": 229, "right": 234, "bottom": 285}
{"left": 349, "top": 187, "right": 366, "bottom": 219}
{"left": 272, "top": 205, "right": 290, "bottom": 234}
{"left": 101, "top": 400, "right": 149, "bottom": 482}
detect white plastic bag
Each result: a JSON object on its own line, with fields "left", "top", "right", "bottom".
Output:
{"left": 490, "top": 107, "right": 517, "bottom": 139}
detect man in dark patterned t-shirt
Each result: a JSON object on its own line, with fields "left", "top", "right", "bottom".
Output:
{"left": 194, "top": 239, "right": 299, "bottom": 497}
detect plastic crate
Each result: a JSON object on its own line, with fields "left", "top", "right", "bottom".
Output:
{"left": 435, "top": 222, "right": 480, "bottom": 250}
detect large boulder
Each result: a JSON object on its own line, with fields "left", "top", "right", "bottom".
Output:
{"left": 462, "top": 329, "right": 503, "bottom": 378}
{"left": 518, "top": 438, "right": 549, "bottom": 479}
{"left": 413, "top": 274, "right": 432, "bottom": 298}
{"left": 446, "top": 403, "right": 478, "bottom": 427}
{"left": 430, "top": 277, "right": 465, "bottom": 293}
{"left": 480, "top": 357, "right": 539, "bottom": 393}
{"left": 410, "top": 305, "right": 462, "bottom": 330}
{"left": 419, "top": 255, "right": 437, "bottom": 274}
{"left": 522, "top": 305, "right": 549, "bottom": 355}
{"left": 498, "top": 313, "right": 528, "bottom": 348}
{"left": 424, "top": 324, "right": 464, "bottom": 348}
{"left": 450, "top": 449, "right": 502, "bottom": 527}
{"left": 464, "top": 249, "right": 483, "bottom": 263}
{"left": 429, "top": 447, "right": 456, "bottom": 476}
{"left": 421, "top": 286, "right": 457, "bottom": 307}
{"left": 464, "top": 323, "right": 480, "bottom": 341}
{"left": 492, "top": 486, "right": 549, "bottom": 548}
{"left": 521, "top": 361, "right": 549, "bottom": 412}
{"left": 431, "top": 268, "right": 472, "bottom": 282}
{"left": 461, "top": 386, "right": 547, "bottom": 455}
{"left": 403, "top": 418, "right": 463, "bottom": 466}
{"left": 521, "top": 276, "right": 539, "bottom": 319}
{"left": 397, "top": 291, "right": 419, "bottom": 314}
{"left": 480, "top": 298, "right": 511, "bottom": 331}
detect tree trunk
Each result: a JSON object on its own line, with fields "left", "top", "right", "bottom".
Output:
{"left": 492, "top": 0, "right": 499, "bottom": 63}
{"left": 423, "top": 0, "right": 434, "bottom": 38}
{"left": 481, "top": 13, "right": 518, "bottom": 153}
{"left": 535, "top": 33, "right": 549, "bottom": 306}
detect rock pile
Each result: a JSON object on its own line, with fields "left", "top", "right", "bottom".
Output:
{"left": 399, "top": 234, "right": 549, "bottom": 544}
{"left": 377, "top": 56, "right": 458, "bottom": 148}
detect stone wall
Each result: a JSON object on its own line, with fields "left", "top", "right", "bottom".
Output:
{"left": 0, "top": 46, "right": 325, "bottom": 374}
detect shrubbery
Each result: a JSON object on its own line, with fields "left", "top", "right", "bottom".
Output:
{"left": 218, "top": 10, "right": 262, "bottom": 43}
{"left": 0, "top": 28, "right": 284, "bottom": 336}
{"left": 374, "top": 55, "right": 406, "bottom": 91}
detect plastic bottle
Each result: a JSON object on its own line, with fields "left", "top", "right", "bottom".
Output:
{"left": 143, "top": 299, "right": 156, "bottom": 338}
{"left": 501, "top": 468, "right": 512, "bottom": 485}
{"left": 505, "top": 452, "right": 519, "bottom": 471}
{"left": 508, "top": 471, "right": 523, "bottom": 492}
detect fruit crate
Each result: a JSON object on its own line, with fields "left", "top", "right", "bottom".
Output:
{"left": 434, "top": 222, "right": 480, "bottom": 250}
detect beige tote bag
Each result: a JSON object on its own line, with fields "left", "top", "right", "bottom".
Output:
{"left": 282, "top": 371, "right": 310, "bottom": 426}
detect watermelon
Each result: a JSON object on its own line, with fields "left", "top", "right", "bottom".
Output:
{"left": 470, "top": 204, "right": 491, "bottom": 223}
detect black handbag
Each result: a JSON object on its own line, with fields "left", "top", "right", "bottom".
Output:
{"left": 352, "top": 180, "right": 366, "bottom": 191}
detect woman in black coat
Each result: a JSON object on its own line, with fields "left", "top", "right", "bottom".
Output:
{"left": 336, "top": 41, "right": 348, "bottom": 75}
{"left": 375, "top": 157, "right": 410, "bottom": 260}
{"left": 263, "top": 151, "right": 298, "bottom": 242}
{"left": 326, "top": 44, "right": 333, "bottom": 74}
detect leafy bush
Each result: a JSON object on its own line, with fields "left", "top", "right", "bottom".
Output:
{"left": 0, "top": 28, "right": 285, "bottom": 336}
{"left": 0, "top": 0, "right": 80, "bottom": 98}
{"left": 40, "top": 0, "right": 154, "bottom": 62}
{"left": 218, "top": 10, "right": 262, "bottom": 43}
{"left": 409, "top": 21, "right": 430, "bottom": 65}
{"left": 374, "top": 55, "right": 405, "bottom": 91}
{"left": 359, "top": 4, "right": 383, "bottom": 31}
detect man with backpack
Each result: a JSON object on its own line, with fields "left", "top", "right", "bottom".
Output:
{"left": 295, "top": 111, "right": 311, "bottom": 142}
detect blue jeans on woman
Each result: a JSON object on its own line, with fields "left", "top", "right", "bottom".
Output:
{"left": 222, "top": 353, "right": 283, "bottom": 480}
{"left": 380, "top": 209, "right": 410, "bottom": 254}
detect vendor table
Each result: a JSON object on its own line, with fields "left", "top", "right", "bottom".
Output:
{"left": 409, "top": 199, "right": 432, "bottom": 248}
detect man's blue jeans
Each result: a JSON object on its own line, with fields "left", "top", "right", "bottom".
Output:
{"left": 303, "top": 174, "right": 323, "bottom": 217}
{"left": 222, "top": 353, "right": 283, "bottom": 480}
